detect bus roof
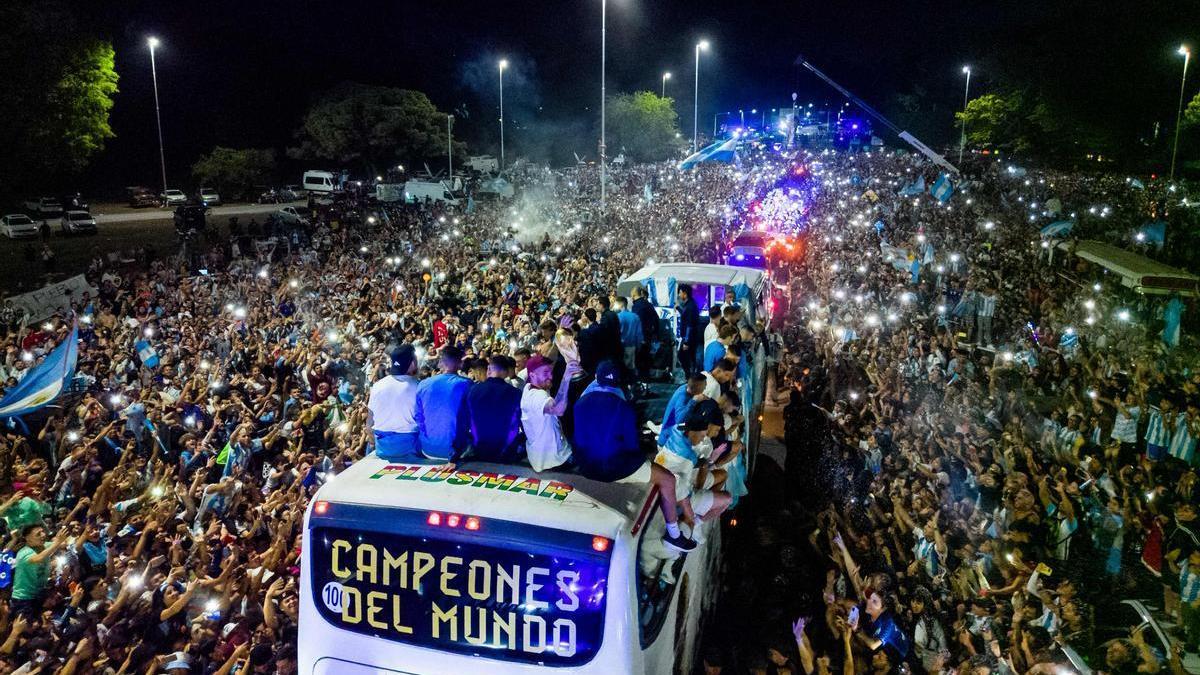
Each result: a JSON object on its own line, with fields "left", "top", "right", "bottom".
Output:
{"left": 314, "top": 455, "right": 656, "bottom": 540}
{"left": 615, "top": 262, "right": 766, "bottom": 298}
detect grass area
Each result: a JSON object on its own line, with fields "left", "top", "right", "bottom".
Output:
{"left": 0, "top": 216, "right": 181, "bottom": 294}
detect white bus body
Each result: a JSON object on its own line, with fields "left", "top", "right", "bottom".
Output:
{"left": 299, "top": 457, "right": 722, "bottom": 674}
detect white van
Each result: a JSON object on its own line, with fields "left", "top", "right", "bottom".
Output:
{"left": 404, "top": 180, "right": 459, "bottom": 206}
{"left": 463, "top": 155, "right": 499, "bottom": 173}
{"left": 303, "top": 170, "right": 338, "bottom": 194}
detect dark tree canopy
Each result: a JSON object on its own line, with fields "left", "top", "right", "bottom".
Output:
{"left": 289, "top": 83, "right": 465, "bottom": 173}
{"left": 192, "top": 147, "right": 277, "bottom": 200}
{"left": 605, "top": 92, "right": 686, "bottom": 164}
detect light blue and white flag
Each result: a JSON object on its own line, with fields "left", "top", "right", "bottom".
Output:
{"left": 0, "top": 323, "right": 78, "bottom": 418}
{"left": 134, "top": 339, "right": 159, "bottom": 369}
{"left": 1140, "top": 221, "right": 1166, "bottom": 248}
{"left": 1040, "top": 220, "right": 1075, "bottom": 238}
{"left": 898, "top": 175, "right": 926, "bottom": 197}
{"left": 930, "top": 173, "right": 954, "bottom": 203}
{"left": 1130, "top": 178, "right": 1145, "bottom": 190}
{"left": 644, "top": 183, "right": 653, "bottom": 203}
{"left": 679, "top": 139, "right": 739, "bottom": 170}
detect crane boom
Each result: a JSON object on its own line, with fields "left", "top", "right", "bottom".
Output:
{"left": 795, "top": 55, "right": 959, "bottom": 175}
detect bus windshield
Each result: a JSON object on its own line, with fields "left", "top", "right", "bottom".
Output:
{"left": 309, "top": 514, "right": 611, "bottom": 667}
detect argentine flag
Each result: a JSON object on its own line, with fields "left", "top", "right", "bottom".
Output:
{"left": 679, "top": 139, "right": 738, "bottom": 170}
{"left": 898, "top": 175, "right": 926, "bottom": 197}
{"left": 0, "top": 323, "right": 79, "bottom": 419}
{"left": 134, "top": 339, "right": 160, "bottom": 369}
{"left": 1040, "top": 220, "right": 1075, "bottom": 238}
{"left": 930, "top": 173, "right": 954, "bottom": 203}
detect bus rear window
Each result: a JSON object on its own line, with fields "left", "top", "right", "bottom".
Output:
{"left": 310, "top": 525, "right": 610, "bottom": 666}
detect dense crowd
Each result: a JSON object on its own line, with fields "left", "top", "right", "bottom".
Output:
{"left": 0, "top": 139, "right": 1197, "bottom": 674}
{"left": 704, "top": 149, "right": 1200, "bottom": 675}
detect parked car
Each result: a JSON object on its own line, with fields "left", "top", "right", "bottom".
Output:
{"left": 280, "top": 185, "right": 305, "bottom": 201}
{"left": 161, "top": 189, "right": 188, "bottom": 207}
{"left": 23, "top": 197, "right": 63, "bottom": 217}
{"left": 255, "top": 186, "right": 281, "bottom": 204}
{"left": 275, "top": 206, "right": 309, "bottom": 225}
{"left": 198, "top": 187, "right": 221, "bottom": 206}
{"left": 127, "top": 186, "right": 158, "bottom": 208}
{"left": 0, "top": 214, "right": 39, "bottom": 238}
{"left": 60, "top": 210, "right": 97, "bottom": 235}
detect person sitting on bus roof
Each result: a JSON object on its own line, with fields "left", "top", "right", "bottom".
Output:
{"left": 703, "top": 303, "right": 723, "bottom": 349}
{"left": 465, "top": 355, "right": 524, "bottom": 464}
{"left": 367, "top": 345, "right": 421, "bottom": 462}
{"left": 520, "top": 354, "right": 579, "bottom": 472}
{"left": 655, "top": 401, "right": 732, "bottom": 538}
{"left": 703, "top": 358, "right": 738, "bottom": 401}
{"left": 572, "top": 360, "right": 697, "bottom": 553}
{"left": 704, "top": 324, "right": 739, "bottom": 373}
{"left": 414, "top": 345, "right": 472, "bottom": 465}
{"left": 655, "top": 374, "right": 707, "bottom": 446}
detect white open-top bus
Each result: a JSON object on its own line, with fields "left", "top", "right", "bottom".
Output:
{"left": 299, "top": 457, "right": 722, "bottom": 675}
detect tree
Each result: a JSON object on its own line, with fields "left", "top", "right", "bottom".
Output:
{"left": 289, "top": 83, "right": 465, "bottom": 173}
{"left": 192, "top": 148, "right": 277, "bottom": 200}
{"left": 956, "top": 92, "right": 1030, "bottom": 153}
{"left": 605, "top": 92, "right": 686, "bottom": 163}
{"left": 0, "top": 2, "right": 119, "bottom": 196}
{"left": 1183, "top": 92, "right": 1200, "bottom": 129}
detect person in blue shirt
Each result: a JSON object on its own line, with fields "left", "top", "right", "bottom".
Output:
{"left": 658, "top": 374, "right": 706, "bottom": 446}
{"left": 414, "top": 346, "right": 472, "bottom": 464}
{"left": 614, "top": 297, "right": 643, "bottom": 375}
{"left": 572, "top": 361, "right": 695, "bottom": 552}
{"left": 676, "top": 284, "right": 702, "bottom": 376}
{"left": 465, "top": 355, "right": 524, "bottom": 463}
{"left": 703, "top": 324, "right": 737, "bottom": 373}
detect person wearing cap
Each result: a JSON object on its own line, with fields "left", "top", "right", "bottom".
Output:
{"left": 573, "top": 360, "right": 696, "bottom": 552}
{"left": 367, "top": 344, "right": 421, "bottom": 461}
{"left": 465, "top": 355, "right": 524, "bottom": 463}
{"left": 521, "top": 353, "right": 580, "bottom": 472}
{"left": 655, "top": 402, "right": 732, "bottom": 537}
{"left": 414, "top": 345, "right": 472, "bottom": 464}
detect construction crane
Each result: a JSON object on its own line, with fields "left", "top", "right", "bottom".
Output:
{"left": 794, "top": 54, "right": 959, "bottom": 175}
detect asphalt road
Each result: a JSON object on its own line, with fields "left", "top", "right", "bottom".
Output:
{"left": 91, "top": 201, "right": 293, "bottom": 224}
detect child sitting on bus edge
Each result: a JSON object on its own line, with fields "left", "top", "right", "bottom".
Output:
{"left": 366, "top": 345, "right": 421, "bottom": 462}
{"left": 655, "top": 400, "right": 734, "bottom": 541}
{"left": 571, "top": 360, "right": 697, "bottom": 553}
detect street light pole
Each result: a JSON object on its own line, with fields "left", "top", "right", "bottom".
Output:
{"left": 498, "top": 59, "right": 507, "bottom": 171}
{"left": 447, "top": 115, "right": 453, "bottom": 177}
{"left": 147, "top": 37, "right": 167, "bottom": 195}
{"left": 958, "top": 65, "right": 971, "bottom": 165}
{"left": 693, "top": 40, "right": 709, "bottom": 154}
{"left": 1172, "top": 46, "right": 1191, "bottom": 181}
{"left": 600, "top": 0, "right": 607, "bottom": 214}
{"left": 662, "top": 72, "right": 671, "bottom": 97}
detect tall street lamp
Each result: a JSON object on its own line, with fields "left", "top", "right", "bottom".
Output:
{"left": 600, "top": 0, "right": 608, "bottom": 214}
{"left": 147, "top": 37, "right": 168, "bottom": 196}
{"left": 1172, "top": 45, "right": 1191, "bottom": 181}
{"left": 447, "top": 115, "right": 454, "bottom": 177}
{"left": 958, "top": 65, "right": 971, "bottom": 165}
{"left": 662, "top": 71, "right": 671, "bottom": 97}
{"left": 498, "top": 59, "right": 508, "bottom": 171}
{"left": 693, "top": 40, "right": 709, "bottom": 154}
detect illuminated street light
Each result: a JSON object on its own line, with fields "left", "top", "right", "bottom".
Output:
{"left": 1172, "top": 45, "right": 1190, "bottom": 180}
{"left": 662, "top": 71, "right": 671, "bottom": 97}
{"left": 147, "top": 37, "right": 168, "bottom": 196}
{"left": 693, "top": 40, "right": 710, "bottom": 154}
{"left": 498, "top": 59, "right": 508, "bottom": 170}
{"left": 959, "top": 65, "right": 971, "bottom": 165}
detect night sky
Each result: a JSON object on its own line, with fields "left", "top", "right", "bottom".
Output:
{"left": 74, "top": 0, "right": 1198, "bottom": 193}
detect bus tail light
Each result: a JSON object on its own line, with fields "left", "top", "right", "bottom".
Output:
{"left": 592, "top": 536, "right": 610, "bottom": 552}
{"left": 465, "top": 517, "right": 481, "bottom": 531}
{"left": 427, "top": 512, "right": 442, "bottom": 526}
{"left": 447, "top": 514, "right": 461, "bottom": 528}
{"left": 314, "top": 501, "right": 330, "bottom": 515}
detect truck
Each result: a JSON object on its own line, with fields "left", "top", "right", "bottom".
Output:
{"left": 462, "top": 155, "right": 499, "bottom": 174}
{"left": 402, "top": 180, "right": 459, "bottom": 206}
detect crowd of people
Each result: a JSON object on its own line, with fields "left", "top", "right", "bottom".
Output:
{"left": 0, "top": 136, "right": 1197, "bottom": 674}
{"left": 701, "top": 149, "right": 1200, "bottom": 674}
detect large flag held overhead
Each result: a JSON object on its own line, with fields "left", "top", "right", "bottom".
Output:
{"left": 1040, "top": 220, "right": 1075, "bottom": 238}
{"left": 134, "top": 339, "right": 159, "bottom": 369}
{"left": 679, "top": 139, "right": 738, "bottom": 170}
{"left": 898, "top": 175, "right": 926, "bottom": 197}
{"left": 1140, "top": 221, "right": 1166, "bottom": 248}
{"left": 930, "top": 173, "right": 954, "bottom": 202}
{"left": 0, "top": 323, "right": 79, "bottom": 419}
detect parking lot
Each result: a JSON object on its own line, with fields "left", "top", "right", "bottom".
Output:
{"left": 0, "top": 201, "right": 294, "bottom": 292}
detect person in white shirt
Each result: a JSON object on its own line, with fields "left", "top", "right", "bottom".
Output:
{"left": 702, "top": 304, "right": 723, "bottom": 349}
{"left": 702, "top": 358, "right": 738, "bottom": 401}
{"left": 521, "top": 354, "right": 579, "bottom": 472}
{"left": 367, "top": 345, "right": 422, "bottom": 461}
